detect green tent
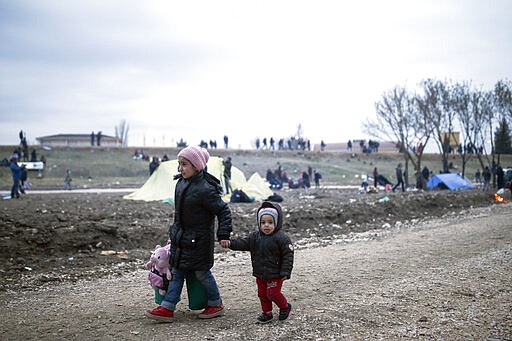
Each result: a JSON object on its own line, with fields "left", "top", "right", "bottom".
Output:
{"left": 123, "top": 156, "right": 273, "bottom": 203}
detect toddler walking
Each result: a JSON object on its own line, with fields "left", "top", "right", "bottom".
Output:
{"left": 223, "top": 201, "right": 293, "bottom": 323}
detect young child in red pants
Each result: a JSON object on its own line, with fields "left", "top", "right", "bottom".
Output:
{"left": 223, "top": 201, "right": 294, "bottom": 323}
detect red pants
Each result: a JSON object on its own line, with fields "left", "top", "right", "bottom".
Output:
{"left": 256, "top": 277, "right": 288, "bottom": 312}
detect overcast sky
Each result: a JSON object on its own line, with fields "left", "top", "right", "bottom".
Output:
{"left": 1, "top": 0, "right": 511, "bottom": 149}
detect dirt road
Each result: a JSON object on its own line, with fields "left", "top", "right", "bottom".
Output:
{"left": 1, "top": 204, "right": 510, "bottom": 340}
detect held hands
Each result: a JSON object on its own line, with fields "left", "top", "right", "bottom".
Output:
{"left": 219, "top": 240, "right": 231, "bottom": 248}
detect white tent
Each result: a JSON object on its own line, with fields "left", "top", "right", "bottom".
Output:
{"left": 123, "top": 156, "right": 273, "bottom": 203}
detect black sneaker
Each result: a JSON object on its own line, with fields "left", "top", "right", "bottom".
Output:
{"left": 278, "top": 303, "right": 291, "bottom": 320}
{"left": 256, "top": 312, "right": 273, "bottom": 324}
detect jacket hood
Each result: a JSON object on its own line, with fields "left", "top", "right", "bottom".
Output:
{"left": 257, "top": 201, "right": 283, "bottom": 232}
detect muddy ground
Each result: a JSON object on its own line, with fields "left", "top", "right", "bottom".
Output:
{"left": 0, "top": 188, "right": 499, "bottom": 289}
{"left": 0, "top": 188, "right": 511, "bottom": 340}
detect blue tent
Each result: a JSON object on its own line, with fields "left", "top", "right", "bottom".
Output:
{"left": 426, "top": 173, "right": 473, "bottom": 191}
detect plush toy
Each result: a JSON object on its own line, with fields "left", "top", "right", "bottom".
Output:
{"left": 146, "top": 244, "right": 172, "bottom": 295}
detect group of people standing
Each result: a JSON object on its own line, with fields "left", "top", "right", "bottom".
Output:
{"left": 475, "top": 164, "right": 508, "bottom": 191}
{"left": 90, "top": 131, "right": 102, "bottom": 146}
{"left": 474, "top": 167, "right": 493, "bottom": 190}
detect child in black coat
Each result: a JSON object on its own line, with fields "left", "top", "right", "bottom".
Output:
{"left": 223, "top": 201, "right": 294, "bottom": 323}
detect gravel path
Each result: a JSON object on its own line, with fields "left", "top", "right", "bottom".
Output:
{"left": 1, "top": 205, "right": 511, "bottom": 340}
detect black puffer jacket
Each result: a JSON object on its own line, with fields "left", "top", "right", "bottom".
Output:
{"left": 229, "top": 202, "right": 294, "bottom": 280}
{"left": 168, "top": 170, "right": 232, "bottom": 271}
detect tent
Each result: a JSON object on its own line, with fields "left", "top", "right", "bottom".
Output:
{"left": 426, "top": 173, "right": 473, "bottom": 191}
{"left": 123, "top": 156, "right": 273, "bottom": 202}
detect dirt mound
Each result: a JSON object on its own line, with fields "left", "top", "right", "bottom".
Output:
{"left": 0, "top": 188, "right": 497, "bottom": 290}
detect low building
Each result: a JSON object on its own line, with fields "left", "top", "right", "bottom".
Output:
{"left": 36, "top": 134, "right": 121, "bottom": 147}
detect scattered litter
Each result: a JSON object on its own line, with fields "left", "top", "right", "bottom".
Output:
{"left": 100, "top": 250, "right": 127, "bottom": 257}
{"left": 378, "top": 197, "right": 390, "bottom": 203}
{"left": 100, "top": 250, "right": 117, "bottom": 255}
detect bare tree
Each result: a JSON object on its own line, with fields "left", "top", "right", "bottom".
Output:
{"left": 494, "top": 79, "right": 512, "bottom": 122}
{"left": 410, "top": 88, "right": 436, "bottom": 188}
{"left": 493, "top": 79, "right": 512, "bottom": 166}
{"left": 451, "top": 81, "right": 472, "bottom": 178}
{"left": 365, "top": 78, "right": 509, "bottom": 191}
{"left": 421, "top": 79, "right": 456, "bottom": 173}
{"left": 365, "top": 86, "right": 414, "bottom": 185}
{"left": 115, "top": 119, "right": 130, "bottom": 147}
{"left": 470, "top": 90, "right": 495, "bottom": 176}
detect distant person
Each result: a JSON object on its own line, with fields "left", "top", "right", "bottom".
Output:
{"left": 496, "top": 165, "right": 505, "bottom": 189}
{"left": 266, "top": 168, "right": 282, "bottom": 189}
{"left": 145, "top": 146, "right": 232, "bottom": 322}
{"left": 223, "top": 156, "right": 232, "bottom": 194}
{"left": 372, "top": 167, "right": 378, "bottom": 187}
{"left": 314, "top": 170, "right": 322, "bottom": 188}
{"left": 64, "top": 169, "right": 72, "bottom": 190}
{"left": 414, "top": 168, "right": 423, "bottom": 190}
{"left": 320, "top": 140, "right": 326, "bottom": 151}
{"left": 392, "top": 163, "right": 405, "bottom": 192}
{"left": 299, "top": 171, "right": 310, "bottom": 188}
{"left": 90, "top": 131, "right": 95, "bottom": 146}
{"left": 96, "top": 131, "right": 102, "bottom": 146}
{"left": 474, "top": 169, "right": 481, "bottom": 186}
{"left": 347, "top": 140, "right": 352, "bottom": 152}
{"left": 30, "top": 149, "right": 37, "bottom": 162}
{"left": 422, "top": 166, "right": 430, "bottom": 182}
{"left": 482, "top": 166, "right": 491, "bottom": 191}
{"left": 149, "top": 156, "right": 160, "bottom": 176}
{"left": 223, "top": 202, "right": 293, "bottom": 324}
{"left": 21, "top": 136, "right": 29, "bottom": 161}
{"left": 223, "top": 135, "right": 229, "bottom": 149}
{"left": 10, "top": 155, "right": 22, "bottom": 199}
{"left": 20, "top": 164, "right": 28, "bottom": 193}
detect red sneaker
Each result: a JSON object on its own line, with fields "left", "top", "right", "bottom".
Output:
{"left": 145, "top": 306, "right": 174, "bottom": 322}
{"left": 198, "top": 304, "right": 225, "bottom": 319}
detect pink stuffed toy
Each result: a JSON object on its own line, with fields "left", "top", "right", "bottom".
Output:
{"left": 146, "top": 244, "right": 172, "bottom": 295}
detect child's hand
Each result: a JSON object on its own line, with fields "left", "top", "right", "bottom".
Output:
{"left": 219, "top": 240, "right": 230, "bottom": 248}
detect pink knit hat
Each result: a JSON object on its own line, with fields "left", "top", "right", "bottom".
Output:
{"left": 178, "top": 146, "right": 210, "bottom": 171}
